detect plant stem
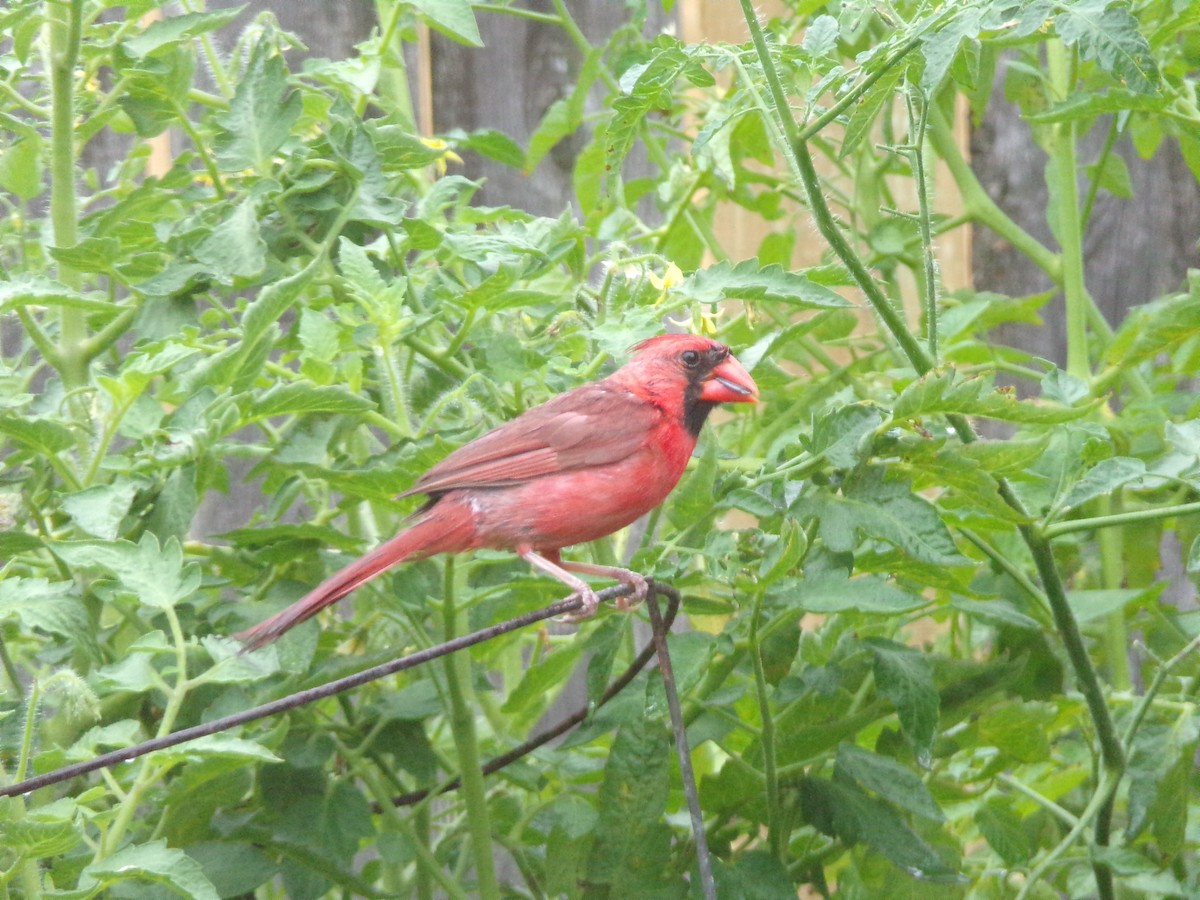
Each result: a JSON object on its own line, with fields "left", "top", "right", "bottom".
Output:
{"left": 47, "top": 0, "right": 86, "bottom": 389}
{"left": 1097, "top": 497, "right": 1130, "bottom": 690}
{"left": 749, "top": 589, "right": 782, "bottom": 860}
{"left": 1046, "top": 39, "right": 1090, "bottom": 381}
{"left": 440, "top": 559, "right": 500, "bottom": 899}
{"left": 907, "top": 87, "right": 939, "bottom": 361}
{"left": 1044, "top": 499, "right": 1200, "bottom": 538}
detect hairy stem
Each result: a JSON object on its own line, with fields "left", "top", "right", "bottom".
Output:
{"left": 440, "top": 559, "right": 500, "bottom": 899}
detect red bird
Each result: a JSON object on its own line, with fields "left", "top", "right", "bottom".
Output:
{"left": 237, "top": 334, "right": 758, "bottom": 650}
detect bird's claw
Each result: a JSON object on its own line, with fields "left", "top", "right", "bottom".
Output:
{"left": 614, "top": 573, "right": 649, "bottom": 611}
{"left": 556, "top": 587, "right": 601, "bottom": 623}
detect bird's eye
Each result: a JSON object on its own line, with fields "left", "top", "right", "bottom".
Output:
{"left": 681, "top": 349, "right": 701, "bottom": 368}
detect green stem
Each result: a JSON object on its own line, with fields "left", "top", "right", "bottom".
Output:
{"left": 440, "top": 559, "right": 500, "bottom": 899}
{"left": 1044, "top": 499, "right": 1200, "bottom": 538}
{"left": 47, "top": 0, "right": 86, "bottom": 389}
{"left": 1015, "top": 767, "right": 1120, "bottom": 900}
{"left": 738, "top": 11, "right": 1127, "bottom": 892}
{"left": 1097, "top": 497, "right": 1130, "bottom": 690}
{"left": 749, "top": 590, "right": 782, "bottom": 859}
{"left": 1046, "top": 39, "right": 1090, "bottom": 380}
{"left": 739, "top": 1, "right": 931, "bottom": 375}
{"left": 926, "top": 104, "right": 1061, "bottom": 280}
{"left": 99, "top": 606, "right": 191, "bottom": 859}
{"left": 10, "top": 681, "right": 43, "bottom": 898}
{"left": 907, "top": 87, "right": 939, "bottom": 361}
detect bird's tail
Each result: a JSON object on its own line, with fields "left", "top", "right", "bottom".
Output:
{"left": 236, "top": 502, "right": 477, "bottom": 651}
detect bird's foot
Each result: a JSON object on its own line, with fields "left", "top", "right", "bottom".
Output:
{"left": 557, "top": 586, "right": 602, "bottom": 623}
{"left": 614, "top": 572, "right": 649, "bottom": 611}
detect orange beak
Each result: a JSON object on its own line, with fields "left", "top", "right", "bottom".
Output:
{"left": 699, "top": 354, "right": 759, "bottom": 404}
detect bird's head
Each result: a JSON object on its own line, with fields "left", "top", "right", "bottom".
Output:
{"left": 626, "top": 333, "right": 758, "bottom": 435}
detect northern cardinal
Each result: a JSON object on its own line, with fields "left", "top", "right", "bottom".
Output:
{"left": 237, "top": 334, "right": 758, "bottom": 650}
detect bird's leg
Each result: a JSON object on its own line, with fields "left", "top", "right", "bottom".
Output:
{"left": 517, "top": 547, "right": 602, "bottom": 619}
{"left": 557, "top": 560, "right": 648, "bottom": 611}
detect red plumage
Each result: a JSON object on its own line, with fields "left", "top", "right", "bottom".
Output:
{"left": 236, "top": 334, "right": 757, "bottom": 650}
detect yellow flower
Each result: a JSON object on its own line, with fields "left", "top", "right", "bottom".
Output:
{"left": 647, "top": 262, "right": 683, "bottom": 303}
{"left": 421, "top": 137, "right": 463, "bottom": 176}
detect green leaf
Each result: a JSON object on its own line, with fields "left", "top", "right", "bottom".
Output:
{"left": 152, "top": 735, "right": 282, "bottom": 767}
{"left": 867, "top": 639, "right": 939, "bottom": 762}
{"left": 1057, "top": 456, "right": 1146, "bottom": 511}
{"left": 80, "top": 840, "right": 220, "bottom": 900}
{"left": 0, "top": 817, "right": 81, "bottom": 857}
{"left": 408, "top": 0, "right": 482, "bottom": 47}
{"left": 500, "top": 644, "right": 582, "bottom": 720}
{"left": 771, "top": 573, "right": 929, "bottom": 614}
{"left": 214, "top": 43, "right": 302, "bottom": 170}
{"left": 894, "top": 369, "right": 1094, "bottom": 423}
{"left": 122, "top": 6, "right": 246, "bottom": 57}
{"left": 0, "top": 131, "right": 43, "bottom": 201}
{"left": 1065, "top": 585, "right": 1160, "bottom": 623}
{"left": 809, "top": 469, "right": 968, "bottom": 566}
{"left": 194, "top": 198, "right": 267, "bottom": 281}
{"left": 186, "top": 843, "right": 277, "bottom": 899}
{"left": 1104, "top": 288, "right": 1200, "bottom": 366}
{"left": 921, "top": 7, "right": 982, "bottom": 93}
{"left": 681, "top": 259, "right": 853, "bottom": 309}
{"left": 975, "top": 800, "right": 1032, "bottom": 865}
{"left": 809, "top": 404, "right": 883, "bottom": 469}
{"left": 835, "top": 743, "right": 945, "bottom": 822}
{"left": 1054, "top": 0, "right": 1159, "bottom": 94}
{"left": 248, "top": 383, "right": 374, "bottom": 420}
{"left": 585, "top": 721, "right": 675, "bottom": 893}
{"left": 61, "top": 478, "right": 142, "bottom": 540}
{"left": 800, "top": 777, "right": 960, "bottom": 881}
{"left": 52, "top": 533, "right": 200, "bottom": 610}
{"left": 842, "top": 61, "right": 907, "bottom": 159}
{"left": 803, "top": 14, "right": 840, "bottom": 56}
{"left": 976, "top": 702, "right": 1053, "bottom": 763}
{"left": 0, "top": 416, "right": 75, "bottom": 456}
{"left": 0, "top": 580, "right": 87, "bottom": 643}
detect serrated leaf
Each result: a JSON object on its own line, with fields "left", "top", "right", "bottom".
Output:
{"left": 585, "top": 721, "right": 675, "bottom": 892}
{"left": 61, "top": 479, "right": 141, "bottom": 540}
{"left": 52, "top": 533, "right": 199, "bottom": 610}
{"left": 867, "top": 639, "right": 939, "bottom": 762}
{"left": 835, "top": 743, "right": 944, "bottom": 823}
{"left": 1104, "top": 289, "right": 1200, "bottom": 366}
{"left": 0, "top": 416, "right": 75, "bottom": 458}
{"left": 977, "top": 702, "right": 1054, "bottom": 762}
{"left": 800, "top": 777, "right": 960, "bottom": 881}
{"left": 501, "top": 644, "right": 582, "bottom": 720}
{"left": 842, "top": 60, "right": 907, "bottom": 159}
{"left": 409, "top": 0, "right": 482, "bottom": 46}
{"left": 152, "top": 735, "right": 281, "bottom": 766}
{"left": 248, "top": 383, "right": 373, "bottom": 420}
{"left": 122, "top": 6, "right": 246, "bottom": 58}
{"left": 894, "top": 368, "right": 1094, "bottom": 423}
{"left": 214, "top": 43, "right": 301, "bottom": 170}
{"left": 1065, "top": 585, "right": 1160, "bottom": 622}
{"left": 194, "top": 198, "right": 266, "bottom": 281}
{"left": 771, "top": 573, "right": 929, "bottom": 614}
{"left": 976, "top": 800, "right": 1032, "bottom": 865}
{"left": 921, "top": 8, "right": 982, "bottom": 93}
{"left": 803, "top": 15, "right": 839, "bottom": 56}
{"left": 80, "top": 840, "right": 220, "bottom": 900}
{"left": 809, "top": 404, "right": 883, "bottom": 468}
{"left": 0, "top": 818, "right": 82, "bottom": 857}
{"left": 1058, "top": 456, "right": 1146, "bottom": 511}
{"left": 810, "top": 469, "right": 968, "bottom": 566}
{"left": 681, "top": 259, "right": 852, "bottom": 308}
{"left": 1054, "top": 0, "right": 1159, "bottom": 94}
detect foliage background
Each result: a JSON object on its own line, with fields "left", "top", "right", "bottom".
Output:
{"left": 1, "top": 0, "right": 1199, "bottom": 897}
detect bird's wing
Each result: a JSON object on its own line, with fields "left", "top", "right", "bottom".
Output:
{"left": 401, "top": 383, "right": 660, "bottom": 497}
